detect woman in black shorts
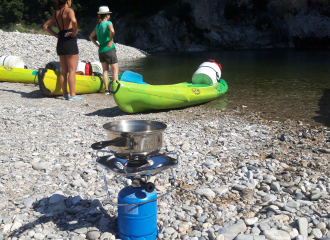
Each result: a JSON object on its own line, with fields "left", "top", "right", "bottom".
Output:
{"left": 43, "top": 0, "right": 83, "bottom": 100}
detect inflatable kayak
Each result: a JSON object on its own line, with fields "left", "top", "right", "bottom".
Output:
{"left": 0, "top": 66, "right": 39, "bottom": 83}
{"left": 111, "top": 79, "right": 228, "bottom": 113}
{"left": 38, "top": 68, "right": 106, "bottom": 96}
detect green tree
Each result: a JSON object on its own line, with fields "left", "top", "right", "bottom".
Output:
{"left": 0, "top": 0, "right": 25, "bottom": 25}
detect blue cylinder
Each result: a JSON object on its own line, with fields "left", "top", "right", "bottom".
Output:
{"left": 118, "top": 186, "right": 158, "bottom": 240}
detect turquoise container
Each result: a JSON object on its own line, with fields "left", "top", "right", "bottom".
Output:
{"left": 118, "top": 186, "right": 158, "bottom": 240}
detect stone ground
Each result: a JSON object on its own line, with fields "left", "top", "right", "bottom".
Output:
{"left": 0, "top": 82, "right": 330, "bottom": 240}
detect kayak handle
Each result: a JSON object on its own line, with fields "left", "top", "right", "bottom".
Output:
{"left": 109, "top": 80, "right": 121, "bottom": 94}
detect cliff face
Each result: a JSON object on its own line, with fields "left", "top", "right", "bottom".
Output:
{"left": 112, "top": 0, "right": 330, "bottom": 51}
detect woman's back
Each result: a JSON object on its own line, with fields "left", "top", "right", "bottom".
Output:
{"left": 55, "top": 8, "right": 74, "bottom": 31}
{"left": 95, "top": 21, "right": 111, "bottom": 45}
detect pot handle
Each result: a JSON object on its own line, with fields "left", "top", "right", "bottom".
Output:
{"left": 91, "top": 137, "right": 129, "bottom": 150}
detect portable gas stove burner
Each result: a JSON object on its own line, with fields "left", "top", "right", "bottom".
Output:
{"left": 96, "top": 154, "right": 178, "bottom": 176}
{"left": 91, "top": 120, "right": 179, "bottom": 240}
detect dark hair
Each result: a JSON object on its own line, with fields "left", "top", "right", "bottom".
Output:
{"left": 56, "top": 0, "right": 68, "bottom": 10}
{"left": 97, "top": 14, "right": 109, "bottom": 24}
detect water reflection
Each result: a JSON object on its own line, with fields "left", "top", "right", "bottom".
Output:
{"left": 313, "top": 89, "right": 330, "bottom": 127}
{"left": 118, "top": 50, "right": 330, "bottom": 126}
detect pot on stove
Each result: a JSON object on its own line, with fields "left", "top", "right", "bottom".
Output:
{"left": 91, "top": 120, "right": 167, "bottom": 160}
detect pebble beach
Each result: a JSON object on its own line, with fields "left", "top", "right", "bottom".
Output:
{"left": 1, "top": 32, "right": 330, "bottom": 240}
{"left": 0, "top": 30, "right": 148, "bottom": 69}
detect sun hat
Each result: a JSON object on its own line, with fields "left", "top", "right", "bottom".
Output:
{"left": 98, "top": 6, "right": 112, "bottom": 14}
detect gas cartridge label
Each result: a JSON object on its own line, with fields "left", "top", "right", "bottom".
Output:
{"left": 124, "top": 205, "right": 138, "bottom": 215}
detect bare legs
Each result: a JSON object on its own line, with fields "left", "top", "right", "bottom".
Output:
{"left": 110, "top": 62, "right": 119, "bottom": 81}
{"left": 59, "top": 54, "right": 79, "bottom": 97}
{"left": 101, "top": 62, "right": 119, "bottom": 91}
{"left": 67, "top": 54, "right": 79, "bottom": 97}
{"left": 101, "top": 62, "right": 109, "bottom": 91}
{"left": 59, "top": 55, "right": 69, "bottom": 96}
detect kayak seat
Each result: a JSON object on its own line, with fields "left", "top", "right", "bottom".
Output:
{"left": 120, "top": 70, "right": 147, "bottom": 84}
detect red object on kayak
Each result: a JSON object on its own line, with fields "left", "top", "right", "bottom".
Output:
{"left": 76, "top": 71, "right": 84, "bottom": 75}
{"left": 85, "top": 62, "right": 92, "bottom": 76}
{"left": 208, "top": 59, "right": 222, "bottom": 70}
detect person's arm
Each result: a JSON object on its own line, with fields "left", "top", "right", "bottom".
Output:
{"left": 89, "top": 30, "right": 99, "bottom": 47}
{"left": 107, "top": 23, "right": 115, "bottom": 48}
{"left": 43, "top": 14, "right": 58, "bottom": 38}
{"left": 67, "top": 9, "right": 78, "bottom": 37}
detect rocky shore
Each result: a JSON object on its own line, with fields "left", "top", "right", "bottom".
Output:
{"left": 0, "top": 81, "right": 330, "bottom": 240}
{"left": 0, "top": 30, "right": 148, "bottom": 70}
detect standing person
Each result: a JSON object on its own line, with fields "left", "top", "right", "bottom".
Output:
{"left": 89, "top": 6, "right": 119, "bottom": 95}
{"left": 43, "top": 0, "right": 83, "bottom": 100}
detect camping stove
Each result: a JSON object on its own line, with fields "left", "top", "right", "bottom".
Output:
{"left": 92, "top": 120, "right": 178, "bottom": 240}
{"left": 95, "top": 152, "right": 178, "bottom": 240}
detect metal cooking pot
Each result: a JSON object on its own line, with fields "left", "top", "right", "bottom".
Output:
{"left": 91, "top": 120, "right": 167, "bottom": 160}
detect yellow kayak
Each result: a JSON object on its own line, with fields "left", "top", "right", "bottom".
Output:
{"left": 0, "top": 66, "right": 39, "bottom": 83}
{"left": 38, "top": 68, "right": 106, "bottom": 96}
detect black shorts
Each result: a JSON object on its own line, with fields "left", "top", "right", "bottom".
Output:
{"left": 56, "top": 30, "right": 79, "bottom": 56}
{"left": 99, "top": 48, "right": 118, "bottom": 64}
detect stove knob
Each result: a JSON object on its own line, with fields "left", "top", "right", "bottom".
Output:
{"left": 140, "top": 182, "right": 155, "bottom": 193}
{"left": 145, "top": 182, "right": 155, "bottom": 193}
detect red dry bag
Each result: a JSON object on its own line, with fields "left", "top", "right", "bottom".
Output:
{"left": 85, "top": 62, "right": 92, "bottom": 76}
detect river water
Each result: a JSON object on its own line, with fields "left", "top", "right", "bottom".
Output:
{"left": 119, "top": 50, "right": 330, "bottom": 127}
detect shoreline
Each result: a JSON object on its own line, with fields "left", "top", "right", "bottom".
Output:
{"left": 1, "top": 81, "right": 330, "bottom": 239}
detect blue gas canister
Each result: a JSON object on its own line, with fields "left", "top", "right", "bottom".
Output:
{"left": 118, "top": 186, "right": 158, "bottom": 240}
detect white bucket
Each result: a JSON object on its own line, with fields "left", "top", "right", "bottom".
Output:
{"left": 0, "top": 55, "right": 25, "bottom": 69}
{"left": 76, "top": 60, "right": 86, "bottom": 74}
{"left": 91, "top": 61, "right": 103, "bottom": 74}
{"left": 192, "top": 61, "right": 221, "bottom": 85}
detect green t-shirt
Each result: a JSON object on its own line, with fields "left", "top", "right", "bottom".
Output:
{"left": 95, "top": 21, "right": 116, "bottom": 53}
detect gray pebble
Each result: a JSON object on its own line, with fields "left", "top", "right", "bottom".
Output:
{"left": 258, "top": 222, "right": 271, "bottom": 231}
{"left": 261, "top": 194, "right": 277, "bottom": 202}
{"left": 86, "top": 230, "right": 101, "bottom": 240}
{"left": 32, "top": 162, "right": 48, "bottom": 170}
{"left": 297, "top": 218, "right": 308, "bottom": 237}
{"left": 23, "top": 198, "right": 35, "bottom": 208}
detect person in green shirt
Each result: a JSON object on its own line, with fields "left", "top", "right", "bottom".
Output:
{"left": 89, "top": 6, "right": 119, "bottom": 95}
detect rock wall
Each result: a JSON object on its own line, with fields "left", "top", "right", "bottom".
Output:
{"left": 111, "top": 0, "right": 330, "bottom": 51}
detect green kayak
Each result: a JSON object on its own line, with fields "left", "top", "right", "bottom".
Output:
{"left": 111, "top": 79, "right": 228, "bottom": 113}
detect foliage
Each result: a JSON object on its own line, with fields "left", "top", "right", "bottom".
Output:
{"left": 0, "top": 0, "right": 179, "bottom": 28}
{"left": 2, "top": 22, "right": 49, "bottom": 34}
{"left": 0, "top": 0, "right": 25, "bottom": 25}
